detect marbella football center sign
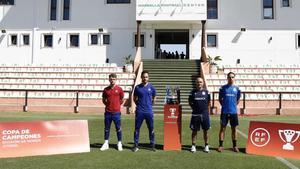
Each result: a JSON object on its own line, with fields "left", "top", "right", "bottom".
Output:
{"left": 136, "top": 0, "right": 207, "bottom": 21}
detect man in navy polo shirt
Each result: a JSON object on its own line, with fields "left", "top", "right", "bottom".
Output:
{"left": 100, "top": 73, "right": 124, "bottom": 151}
{"left": 132, "top": 70, "right": 156, "bottom": 152}
{"left": 218, "top": 72, "right": 241, "bottom": 153}
{"left": 189, "top": 77, "right": 211, "bottom": 153}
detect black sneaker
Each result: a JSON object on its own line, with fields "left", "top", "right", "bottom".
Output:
{"left": 151, "top": 144, "right": 156, "bottom": 152}
{"left": 132, "top": 146, "right": 139, "bottom": 152}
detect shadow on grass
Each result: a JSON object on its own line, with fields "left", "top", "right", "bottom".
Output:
{"left": 90, "top": 143, "right": 164, "bottom": 151}
{"left": 91, "top": 143, "right": 246, "bottom": 153}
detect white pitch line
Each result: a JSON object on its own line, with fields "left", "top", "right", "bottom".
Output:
{"left": 236, "top": 128, "right": 299, "bottom": 169}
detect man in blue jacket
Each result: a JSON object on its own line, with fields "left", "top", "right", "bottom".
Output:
{"left": 132, "top": 70, "right": 157, "bottom": 152}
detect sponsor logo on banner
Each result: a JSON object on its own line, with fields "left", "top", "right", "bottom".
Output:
{"left": 246, "top": 121, "right": 300, "bottom": 160}
{"left": 0, "top": 120, "right": 90, "bottom": 158}
{"left": 278, "top": 129, "right": 300, "bottom": 151}
{"left": 168, "top": 108, "right": 178, "bottom": 119}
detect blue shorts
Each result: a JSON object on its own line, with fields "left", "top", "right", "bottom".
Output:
{"left": 220, "top": 113, "right": 239, "bottom": 127}
{"left": 190, "top": 114, "right": 210, "bottom": 131}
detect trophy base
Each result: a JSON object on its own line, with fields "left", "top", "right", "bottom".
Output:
{"left": 283, "top": 143, "right": 294, "bottom": 151}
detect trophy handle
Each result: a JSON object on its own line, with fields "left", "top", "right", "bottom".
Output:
{"left": 278, "top": 130, "right": 286, "bottom": 143}
{"left": 291, "top": 131, "right": 300, "bottom": 143}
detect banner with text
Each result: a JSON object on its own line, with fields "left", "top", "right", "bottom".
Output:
{"left": 136, "top": 0, "right": 207, "bottom": 21}
{"left": 0, "top": 120, "right": 90, "bottom": 158}
{"left": 246, "top": 121, "right": 300, "bottom": 160}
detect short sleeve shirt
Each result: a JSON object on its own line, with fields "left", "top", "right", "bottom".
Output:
{"left": 134, "top": 83, "right": 156, "bottom": 114}
{"left": 189, "top": 89, "right": 210, "bottom": 115}
{"left": 102, "top": 85, "right": 124, "bottom": 113}
{"left": 219, "top": 84, "right": 241, "bottom": 114}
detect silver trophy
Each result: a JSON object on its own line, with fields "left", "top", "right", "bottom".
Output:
{"left": 278, "top": 129, "right": 300, "bottom": 150}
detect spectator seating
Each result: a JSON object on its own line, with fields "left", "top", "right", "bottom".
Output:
{"left": 0, "top": 64, "right": 135, "bottom": 113}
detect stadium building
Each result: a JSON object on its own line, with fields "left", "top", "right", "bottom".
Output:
{"left": 0, "top": 0, "right": 299, "bottom": 65}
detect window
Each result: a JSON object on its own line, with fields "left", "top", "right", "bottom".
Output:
{"left": 69, "top": 34, "right": 79, "bottom": 47}
{"left": 9, "top": 34, "right": 17, "bottom": 46}
{"left": 103, "top": 34, "right": 110, "bottom": 45}
{"left": 263, "top": 0, "right": 274, "bottom": 19}
{"left": 107, "top": 0, "right": 130, "bottom": 4}
{"left": 0, "top": 0, "right": 14, "bottom": 5}
{"left": 207, "top": 34, "right": 217, "bottom": 47}
{"left": 43, "top": 34, "right": 53, "bottom": 47}
{"left": 89, "top": 34, "right": 99, "bottom": 45}
{"left": 282, "top": 0, "right": 290, "bottom": 7}
{"left": 63, "top": 0, "right": 70, "bottom": 20}
{"left": 207, "top": 0, "right": 218, "bottom": 19}
{"left": 22, "top": 34, "right": 30, "bottom": 46}
{"left": 297, "top": 34, "right": 300, "bottom": 49}
{"left": 134, "top": 34, "right": 145, "bottom": 47}
{"left": 50, "top": 0, "right": 57, "bottom": 20}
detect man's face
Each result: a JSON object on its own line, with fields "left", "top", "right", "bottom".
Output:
{"left": 196, "top": 78, "right": 203, "bottom": 89}
{"left": 196, "top": 78, "right": 204, "bottom": 89}
{"left": 141, "top": 73, "right": 149, "bottom": 84}
{"left": 227, "top": 73, "right": 235, "bottom": 84}
{"left": 109, "top": 77, "right": 116, "bottom": 86}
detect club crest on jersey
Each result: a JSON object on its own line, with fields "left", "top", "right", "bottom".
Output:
{"left": 148, "top": 88, "right": 151, "bottom": 92}
{"left": 202, "top": 91, "right": 206, "bottom": 95}
{"left": 233, "top": 88, "right": 237, "bottom": 92}
{"left": 115, "top": 90, "right": 119, "bottom": 93}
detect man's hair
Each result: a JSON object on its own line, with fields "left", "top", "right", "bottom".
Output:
{"left": 109, "top": 73, "right": 117, "bottom": 78}
{"left": 196, "top": 77, "right": 203, "bottom": 81}
{"left": 227, "top": 72, "right": 235, "bottom": 78}
{"left": 141, "top": 70, "right": 149, "bottom": 77}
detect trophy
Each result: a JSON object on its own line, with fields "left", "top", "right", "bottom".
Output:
{"left": 278, "top": 129, "right": 300, "bottom": 150}
{"left": 165, "top": 86, "right": 180, "bottom": 104}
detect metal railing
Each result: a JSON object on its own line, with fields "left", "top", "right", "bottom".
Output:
{"left": 211, "top": 91, "right": 300, "bottom": 114}
{"left": 0, "top": 89, "right": 129, "bottom": 113}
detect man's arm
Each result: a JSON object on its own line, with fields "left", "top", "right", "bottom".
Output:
{"left": 218, "top": 88, "right": 223, "bottom": 106}
{"left": 188, "top": 92, "right": 193, "bottom": 108}
{"left": 119, "top": 88, "right": 125, "bottom": 105}
{"left": 152, "top": 96, "right": 156, "bottom": 105}
{"left": 236, "top": 88, "right": 241, "bottom": 105}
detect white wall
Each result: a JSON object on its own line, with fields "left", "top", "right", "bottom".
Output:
{"left": 0, "top": 0, "right": 300, "bottom": 66}
{"left": 206, "top": 30, "right": 300, "bottom": 65}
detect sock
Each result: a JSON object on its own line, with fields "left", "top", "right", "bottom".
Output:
{"left": 118, "top": 141, "right": 122, "bottom": 145}
{"left": 219, "top": 140, "right": 223, "bottom": 147}
{"left": 205, "top": 143, "right": 208, "bottom": 146}
{"left": 233, "top": 140, "right": 237, "bottom": 147}
{"left": 104, "top": 140, "right": 109, "bottom": 144}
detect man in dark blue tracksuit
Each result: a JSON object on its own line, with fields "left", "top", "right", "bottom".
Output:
{"left": 132, "top": 70, "right": 156, "bottom": 152}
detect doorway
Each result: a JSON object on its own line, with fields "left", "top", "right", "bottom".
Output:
{"left": 155, "top": 29, "right": 189, "bottom": 60}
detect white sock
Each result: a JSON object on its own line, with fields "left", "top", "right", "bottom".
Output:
{"left": 104, "top": 140, "right": 109, "bottom": 144}
{"left": 118, "top": 141, "right": 122, "bottom": 145}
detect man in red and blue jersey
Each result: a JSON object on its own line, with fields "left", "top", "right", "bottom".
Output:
{"left": 100, "top": 73, "right": 124, "bottom": 151}
{"left": 218, "top": 72, "right": 241, "bottom": 153}
{"left": 132, "top": 70, "right": 156, "bottom": 152}
{"left": 189, "top": 77, "right": 211, "bottom": 153}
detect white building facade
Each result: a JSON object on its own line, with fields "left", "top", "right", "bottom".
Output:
{"left": 0, "top": 0, "right": 300, "bottom": 66}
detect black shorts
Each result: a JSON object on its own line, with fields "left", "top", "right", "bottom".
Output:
{"left": 220, "top": 113, "right": 239, "bottom": 127}
{"left": 190, "top": 114, "right": 210, "bottom": 131}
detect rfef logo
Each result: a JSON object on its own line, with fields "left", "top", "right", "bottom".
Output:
{"left": 250, "top": 128, "right": 270, "bottom": 147}
{"left": 246, "top": 121, "right": 300, "bottom": 160}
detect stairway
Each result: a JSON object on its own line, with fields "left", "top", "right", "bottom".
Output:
{"left": 143, "top": 59, "right": 201, "bottom": 114}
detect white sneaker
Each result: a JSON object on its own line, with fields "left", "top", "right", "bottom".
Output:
{"left": 117, "top": 142, "right": 123, "bottom": 151}
{"left": 191, "top": 145, "right": 196, "bottom": 153}
{"left": 204, "top": 145, "right": 210, "bottom": 153}
{"left": 100, "top": 143, "right": 109, "bottom": 151}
